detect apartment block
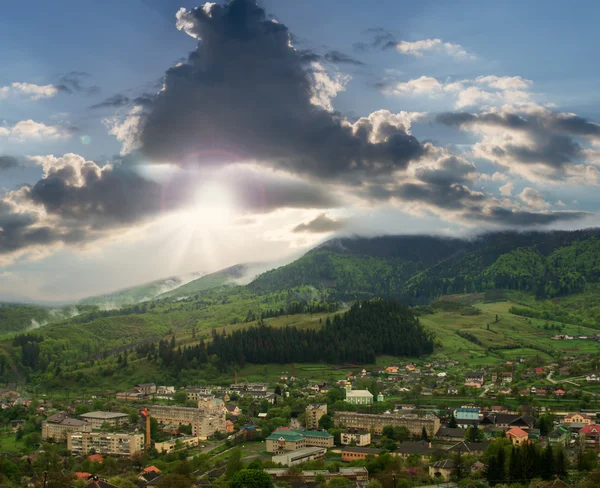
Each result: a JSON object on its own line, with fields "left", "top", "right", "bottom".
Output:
{"left": 67, "top": 432, "right": 144, "bottom": 457}
{"left": 333, "top": 411, "right": 440, "bottom": 436}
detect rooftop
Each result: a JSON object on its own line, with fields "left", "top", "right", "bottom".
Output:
{"left": 80, "top": 411, "right": 128, "bottom": 420}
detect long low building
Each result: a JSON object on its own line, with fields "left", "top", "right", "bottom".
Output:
{"left": 155, "top": 436, "right": 201, "bottom": 454}
{"left": 334, "top": 411, "right": 440, "bottom": 436}
{"left": 272, "top": 447, "right": 327, "bottom": 466}
{"left": 265, "top": 467, "right": 368, "bottom": 483}
{"left": 79, "top": 411, "right": 129, "bottom": 430}
{"left": 266, "top": 429, "right": 334, "bottom": 453}
{"left": 67, "top": 432, "right": 144, "bottom": 457}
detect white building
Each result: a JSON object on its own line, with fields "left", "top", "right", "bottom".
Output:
{"left": 345, "top": 386, "right": 373, "bottom": 405}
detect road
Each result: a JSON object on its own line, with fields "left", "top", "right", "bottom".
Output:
{"left": 547, "top": 370, "right": 581, "bottom": 387}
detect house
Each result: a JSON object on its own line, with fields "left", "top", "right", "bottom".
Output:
{"left": 501, "top": 372, "right": 513, "bottom": 383}
{"left": 447, "top": 440, "right": 489, "bottom": 455}
{"left": 480, "top": 413, "right": 535, "bottom": 431}
{"left": 429, "top": 459, "right": 456, "bottom": 481}
{"left": 471, "top": 461, "right": 486, "bottom": 474}
{"left": 563, "top": 413, "right": 592, "bottom": 425}
{"left": 393, "top": 441, "right": 435, "bottom": 461}
{"left": 83, "top": 477, "right": 120, "bottom": 488}
{"left": 226, "top": 420, "right": 234, "bottom": 433}
{"left": 548, "top": 425, "right": 569, "bottom": 445}
{"left": 558, "top": 367, "right": 570, "bottom": 377}
{"left": 498, "top": 387, "right": 512, "bottom": 395}
{"left": 579, "top": 424, "right": 600, "bottom": 448}
{"left": 341, "top": 446, "right": 382, "bottom": 462}
{"left": 454, "top": 407, "right": 480, "bottom": 429}
{"left": 554, "top": 389, "right": 566, "bottom": 397}
{"left": 135, "top": 383, "right": 157, "bottom": 395}
{"left": 224, "top": 404, "right": 242, "bottom": 417}
{"left": 360, "top": 368, "right": 368, "bottom": 377}
{"left": 436, "top": 427, "right": 467, "bottom": 442}
{"left": 490, "top": 406, "right": 508, "bottom": 413}
{"left": 464, "top": 372, "right": 484, "bottom": 389}
{"left": 586, "top": 374, "right": 600, "bottom": 383}
{"left": 344, "top": 386, "right": 373, "bottom": 405}
{"left": 385, "top": 366, "right": 400, "bottom": 374}
{"left": 421, "top": 388, "right": 433, "bottom": 396}
{"left": 447, "top": 387, "right": 459, "bottom": 395}
{"left": 395, "top": 404, "right": 416, "bottom": 410}
{"left": 506, "top": 427, "right": 529, "bottom": 445}
{"left": 534, "top": 368, "right": 544, "bottom": 375}
{"left": 405, "top": 364, "right": 416, "bottom": 372}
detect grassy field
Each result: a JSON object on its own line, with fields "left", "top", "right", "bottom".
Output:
{"left": 420, "top": 298, "right": 600, "bottom": 366}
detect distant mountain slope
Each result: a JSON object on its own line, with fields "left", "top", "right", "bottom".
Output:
{"left": 0, "top": 303, "right": 84, "bottom": 335}
{"left": 78, "top": 272, "right": 205, "bottom": 308}
{"left": 249, "top": 229, "right": 600, "bottom": 303}
{"left": 248, "top": 235, "right": 464, "bottom": 298}
{"left": 158, "top": 264, "right": 250, "bottom": 299}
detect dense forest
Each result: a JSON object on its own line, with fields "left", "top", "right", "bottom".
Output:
{"left": 250, "top": 229, "right": 600, "bottom": 304}
{"left": 208, "top": 299, "right": 434, "bottom": 365}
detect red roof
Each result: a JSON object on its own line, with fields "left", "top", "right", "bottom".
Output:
{"left": 580, "top": 424, "right": 600, "bottom": 435}
{"left": 507, "top": 427, "right": 528, "bottom": 438}
{"left": 88, "top": 454, "right": 103, "bottom": 463}
{"left": 535, "top": 368, "right": 544, "bottom": 374}
{"left": 75, "top": 472, "right": 91, "bottom": 480}
{"left": 143, "top": 466, "right": 161, "bottom": 473}
{"left": 554, "top": 389, "right": 566, "bottom": 394}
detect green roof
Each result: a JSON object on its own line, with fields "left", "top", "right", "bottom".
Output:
{"left": 266, "top": 429, "right": 333, "bottom": 441}
{"left": 303, "top": 430, "right": 333, "bottom": 438}
{"left": 267, "top": 431, "right": 305, "bottom": 441}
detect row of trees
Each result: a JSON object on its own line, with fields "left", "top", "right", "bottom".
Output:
{"left": 485, "top": 441, "right": 568, "bottom": 486}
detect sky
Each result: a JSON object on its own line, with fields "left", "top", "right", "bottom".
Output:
{"left": 1, "top": 0, "right": 600, "bottom": 303}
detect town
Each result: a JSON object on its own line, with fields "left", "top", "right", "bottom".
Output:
{"left": 2, "top": 354, "right": 600, "bottom": 488}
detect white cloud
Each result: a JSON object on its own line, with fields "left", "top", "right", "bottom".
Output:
{"left": 0, "top": 82, "right": 59, "bottom": 101}
{"left": 499, "top": 182, "right": 513, "bottom": 196}
{"left": 103, "top": 105, "right": 145, "bottom": 155}
{"left": 348, "top": 109, "right": 426, "bottom": 141}
{"left": 309, "top": 62, "right": 350, "bottom": 112}
{"left": 383, "top": 76, "right": 444, "bottom": 95}
{"left": 518, "top": 187, "right": 549, "bottom": 209}
{"left": 0, "top": 120, "right": 71, "bottom": 142}
{"left": 395, "top": 38, "right": 474, "bottom": 59}
{"left": 383, "top": 74, "right": 534, "bottom": 110}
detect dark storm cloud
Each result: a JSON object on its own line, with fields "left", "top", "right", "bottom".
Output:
{"left": 57, "top": 71, "right": 100, "bottom": 96}
{"left": 395, "top": 182, "right": 486, "bottom": 210}
{"left": 235, "top": 172, "right": 340, "bottom": 214}
{"left": 293, "top": 213, "right": 347, "bottom": 233}
{"left": 137, "top": 0, "right": 423, "bottom": 179}
{"left": 0, "top": 156, "right": 19, "bottom": 171}
{"left": 90, "top": 94, "right": 131, "bottom": 109}
{"left": 324, "top": 51, "right": 365, "bottom": 66}
{"left": 414, "top": 156, "right": 476, "bottom": 186}
{"left": 464, "top": 207, "right": 590, "bottom": 226}
{"left": 435, "top": 110, "right": 600, "bottom": 170}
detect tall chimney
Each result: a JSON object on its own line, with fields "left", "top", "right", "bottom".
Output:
{"left": 141, "top": 408, "right": 151, "bottom": 449}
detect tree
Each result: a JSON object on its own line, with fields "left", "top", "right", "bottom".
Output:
{"left": 421, "top": 426, "right": 428, "bottom": 441}
{"left": 541, "top": 444, "right": 554, "bottom": 480}
{"left": 156, "top": 474, "right": 193, "bottom": 488}
{"left": 225, "top": 447, "right": 243, "bottom": 479}
{"left": 448, "top": 413, "right": 458, "bottom": 428}
{"left": 318, "top": 414, "right": 333, "bottom": 430}
{"left": 465, "top": 425, "right": 484, "bottom": 442}
{"left": 554, "top": 446, "right": 568, "bottom": 478}
{"left": 174, "top": 391, "right": 188, "bottom": 405}
{"left": 327, "top": 479, "right": 352, "bottom": 488}
{"left": 228, "top": 469, "right": 274, "bottom": 488}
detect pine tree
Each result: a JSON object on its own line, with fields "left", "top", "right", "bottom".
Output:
{"left": 448, "top": 414, "right": 458, "bottom": 428}
{"left": 541, "top": 443, "right": 554, "bottom": 480}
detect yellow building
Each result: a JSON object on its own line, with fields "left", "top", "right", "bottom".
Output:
{"left": 155, "top": 436, "right": 201, "bottom": 454}
{"left": 42, "top": 412, "right": 91, "bottom": 441}
{"left": 305, "top": 404, "right": 327, "bottom": 430}
{"left": 67, "top": 432, "right": 144, "bottom": 457}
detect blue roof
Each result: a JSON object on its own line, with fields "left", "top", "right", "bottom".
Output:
{"left": 456, "top": 407, "right": 480, "bottom": 412}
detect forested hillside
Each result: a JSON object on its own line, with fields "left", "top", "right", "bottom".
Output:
{"left": 208, "top": 299, "right": 433, "bottom": 365}
{"left": 251, "top": 229, "right": 600, "bottom": 304}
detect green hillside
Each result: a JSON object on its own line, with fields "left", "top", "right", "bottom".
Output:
{"left": 5, "top": 228, "right": 600, "bottom": 389}
{"left": 158, "top": 264, "right": 249, "bottom": 299}
{"left": 78, "top": 272, "right": 205, "bottom": 308}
